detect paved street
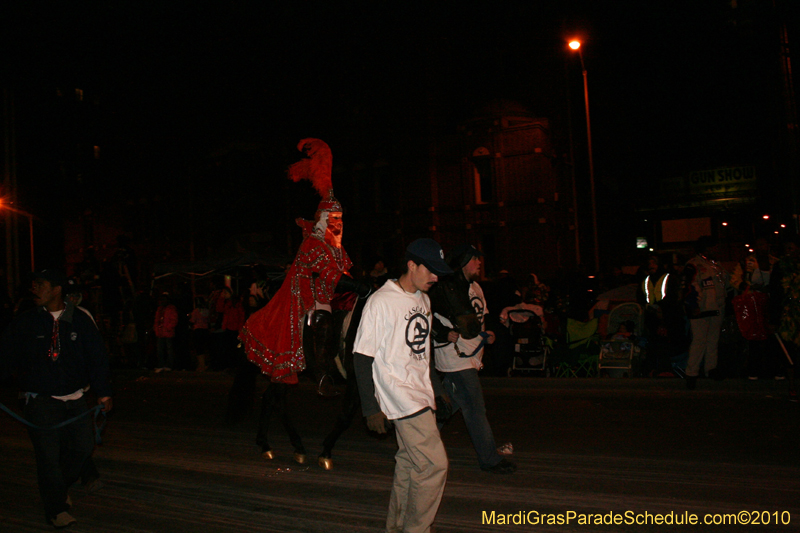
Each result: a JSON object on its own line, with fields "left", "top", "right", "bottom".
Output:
{"left": 1, "top": 371, "right": 799, "bottom": 532}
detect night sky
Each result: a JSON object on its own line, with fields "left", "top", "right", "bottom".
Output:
{"left": 2, "top": 1, "right": 798, "bottom": 268}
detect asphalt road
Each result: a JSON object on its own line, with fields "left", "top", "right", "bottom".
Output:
{"left": 1, "top": 371, "right": 798, "bottom": 532}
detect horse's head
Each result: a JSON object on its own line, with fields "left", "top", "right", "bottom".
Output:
{"left": 437, "top": 282, "right": 483, "bottom": 339}
{"left": 453, "top": 313, "right": 482, "bottom": 340}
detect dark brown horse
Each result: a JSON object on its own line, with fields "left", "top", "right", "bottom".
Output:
{"left": 226, "top": 294, "right": 367, "bottom": 470}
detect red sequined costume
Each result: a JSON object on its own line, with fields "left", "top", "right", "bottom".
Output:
{"left": 239, "top": 138, "right": 351, "bottom": 384}
{"left": 240, "top": 236, "right": 351, "bottom": 383}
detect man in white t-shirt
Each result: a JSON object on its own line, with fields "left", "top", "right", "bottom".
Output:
{"left": 354, "top": 238, "right": 452, "bottom": 533}
{"left": 430, "top": 244, "right": 516, "bottom": 475}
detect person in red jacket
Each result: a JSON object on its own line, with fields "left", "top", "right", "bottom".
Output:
{"left": 221, "top": 291, "right": 246, "bottom": 370}
{"left": 153, "top": 292, "right": 178, "bottom": 372}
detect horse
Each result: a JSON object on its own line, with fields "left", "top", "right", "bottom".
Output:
{"left": 226, "top": 291, "right": 367, "bottom": 470}
{"left": 430, "top": 276, "right": 484, "bottom": 346}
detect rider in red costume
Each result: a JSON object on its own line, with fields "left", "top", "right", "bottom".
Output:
{"left": 240, "top": 138, "right": 366, "bottom": 393}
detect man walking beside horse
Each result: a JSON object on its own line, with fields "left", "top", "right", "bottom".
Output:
{"left": 429, "top": 244, "right": 516, "bottom": 475}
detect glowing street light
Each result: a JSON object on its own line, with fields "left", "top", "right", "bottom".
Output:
{"left": 569, "top": 39, "right": 599, "bottom": 272}
{"left": 0, "top": 199, "right": 36, "bottom": 271}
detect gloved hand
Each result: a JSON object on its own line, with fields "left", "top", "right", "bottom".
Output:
{"left": 98, "top": 397, "right": 113, "bottom": 413}
{"left": 336, "top": 275, "right": 372, "bottom": 299}
{"left": 366, "top": 411, "right": 389, "bottom": 434}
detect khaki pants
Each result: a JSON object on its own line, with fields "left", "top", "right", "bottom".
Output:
{"left": 686, "top": 313, "right": 723, "bottom": 377}
{"left": 387, "top": 410, "right": 448, "bottom": 533}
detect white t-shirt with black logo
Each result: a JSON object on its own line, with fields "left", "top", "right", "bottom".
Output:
{"left": 434, "top": 281, "right": 487, "bottom": 372}
{"left": 354, "top": 279, "right": 435, "bottom": 420}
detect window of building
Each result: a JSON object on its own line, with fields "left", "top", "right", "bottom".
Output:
{"left": 472, "top": 147, "right": 493, "bottom": 204}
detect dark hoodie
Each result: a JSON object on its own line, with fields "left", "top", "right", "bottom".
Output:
{"left": 1, "top": 301, "right": 112, "bottom": 398}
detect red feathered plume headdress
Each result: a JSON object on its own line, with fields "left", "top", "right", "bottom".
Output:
{"left": 288, "top": 138, "right": 342, "bottom": 238}
{"left": 287, "top": 138, "right": 342, "bottom": 214}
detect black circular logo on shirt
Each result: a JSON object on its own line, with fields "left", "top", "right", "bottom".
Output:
{"left": 405, "top": 313, "right": 430, "bottom": 358}
{"left": 471, "top": 296, "right": 485, "bottom": 322}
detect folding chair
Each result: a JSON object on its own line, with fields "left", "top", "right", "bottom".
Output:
{"left": 561, "top": 318, "right": 600, "bottom": 377}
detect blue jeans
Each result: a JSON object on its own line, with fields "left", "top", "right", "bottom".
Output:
{"left": 25, "top": 395, "right": 95, "bottom": 521}
{"left": 441, "top": 368, "right": 502, "bottom": 468}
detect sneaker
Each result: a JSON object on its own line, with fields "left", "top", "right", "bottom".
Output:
{"left": 775, "top": 375, "right": 786, "bottom": 381}
{"left": 748, "top": 376, "right": 759, "bottom": 381}
{"left": 51, "top": 511, "right": 77, "bottom": 528}
{"left": 481, "top": 458, "right": 517, "bottom": 474}
{"left": 154, "top": 368, "right": 163, "bottom": 374}
{"left": 790, "top": 391, "right": 798, "bottom": 403}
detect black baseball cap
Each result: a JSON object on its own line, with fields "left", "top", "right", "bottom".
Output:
{"left": 447, "top": 244, "right": 483, "bottom": 269}
{"left": 32, "top": 269, "right": 68, "bottom": 289}
{"left": 406, "top": 238, "right": 453, "bottom": 276}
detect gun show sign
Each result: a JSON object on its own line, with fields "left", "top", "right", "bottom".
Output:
{"left": 687, "top": 166, "right": 756, "bottom": 196}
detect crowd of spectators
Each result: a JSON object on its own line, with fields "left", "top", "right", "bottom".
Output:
{"left": 2, "top": 232, "right": 798, "bottom": 397}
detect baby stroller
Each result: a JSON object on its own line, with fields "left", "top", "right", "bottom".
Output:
{"left": 597, "top": 303, "right": 643, "bottom": 377}
{"left": 507, "top": 309, "right": 550, "bottom": 376}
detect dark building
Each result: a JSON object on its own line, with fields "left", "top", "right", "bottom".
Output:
{"left": 416, "top": 100, "right": 575, "bottom": 280}
{"left": 335, "top": 100, "right": 577, "bottom": 280}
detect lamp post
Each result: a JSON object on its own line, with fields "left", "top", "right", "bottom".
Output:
{"left": 569, "top": 40, "right": 600, "bottom": 273}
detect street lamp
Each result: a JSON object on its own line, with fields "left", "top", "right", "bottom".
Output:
{"left": 0, "top": 199, "right": 36, "bottom": 271}
{"left": 569, "top": 40, "right": 600, "bottom": 273}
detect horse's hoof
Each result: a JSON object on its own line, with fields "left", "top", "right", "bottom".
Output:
{"left": 317, "top": 374, "right": 340, "bottom": 397}
{"left": 294, "top": 452, "right": 307, "bottom": 465}
{"left": 261, "top": 449, "right": 275, "bottom": 460}
{"left": 318, "top": 456, "right": 333, "bottom": 470}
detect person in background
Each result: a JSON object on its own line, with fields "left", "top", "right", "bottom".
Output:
{"left": 731, "top": 236, "right": 779, "bottom": 380}
{"left": 221, "top": 291, "right": 246, "bottom": 371}
{"left": 190, "top": 296, "right": 210, "bottom": 372}
{"left": 683, "top": 236, "right": 731, "bottom": 390}
{"left": 429, "top": 244, "right": 516, "bottom": 475}
{"left": 63, "top": 279, "right": 104, "bottom": 492}
{"left": 153, "top": 292, "right": 178, "bottom": 373}
{"left": 207, "top": 279, "right": 227, "bottom": 371}
{"left": 769, "top": 234, "right": 800, "bottom": 401}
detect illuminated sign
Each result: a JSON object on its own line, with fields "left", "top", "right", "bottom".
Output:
{"left": 687, "top": 166, "right": 756, "bottom": 196}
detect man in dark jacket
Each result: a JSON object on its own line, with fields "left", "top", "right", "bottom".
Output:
{"left": 1, "top": 269, "right": 112, "bottom": 528}
{"left": 428, "top": 244, "right": 516, "bottom": 474}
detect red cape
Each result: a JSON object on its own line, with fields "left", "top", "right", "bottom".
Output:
{"left": 239, "top": 235, "right": 351, "bottom": 383}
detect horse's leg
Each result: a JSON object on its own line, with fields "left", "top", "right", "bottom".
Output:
{"left": 318, "top": 376, "right": 361, "bottom": 470}
{"left": 274, "top": 382, "right": 307, "bottom": 464}
{"left": 225, "top": 356, "right": 258, "bottom": 425}
{"left": 318, "top": 300, "right": 366, "bottom": 470}
{"left": 256, "top": 382, "right": 277, "bottom": 459}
